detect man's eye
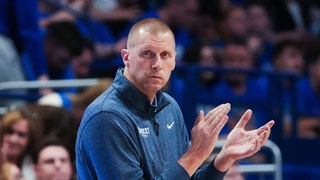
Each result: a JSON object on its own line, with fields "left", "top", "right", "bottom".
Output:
{"left": 141, "top": 51, "right": 153, "bottom": 58}
{"left": 161, "top": 52, "right": 171, "bottom": 59}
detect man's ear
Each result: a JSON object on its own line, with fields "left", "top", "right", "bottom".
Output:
{"left": 171, "top": 60, "right": 176, "bottom": 71}
{"left": 121, "top": 49, "right": 130, "bottom": 67}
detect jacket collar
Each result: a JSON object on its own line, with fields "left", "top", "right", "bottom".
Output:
{"left": 112, "top": 68, "right": 170, "bottom": 114}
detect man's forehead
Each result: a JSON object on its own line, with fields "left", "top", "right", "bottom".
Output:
{"left": 138, "top": 40, "right": 175, "bottom": 52}
{"left": 132, "top": 34, "right": 175, "bottom": 50}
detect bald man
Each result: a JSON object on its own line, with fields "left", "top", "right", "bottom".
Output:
{"left": 75, "top": 18, "right": 274, "bottom": 180}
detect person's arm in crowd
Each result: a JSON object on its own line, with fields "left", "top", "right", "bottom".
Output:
{"left": 39, "top": 0, "right": 91, "bottom": 28}
{"left": 94, "top": 38, "right": 127, "bottom": 60}
{"left": 15, "top": 0, "right": 48, "bottom": 80}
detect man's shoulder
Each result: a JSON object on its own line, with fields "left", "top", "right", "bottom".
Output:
{"left": 77, "top": 89, "right": 128, "bottom": 134}
{"left": 86, "top": 87, "right": 123, "bottom": 114}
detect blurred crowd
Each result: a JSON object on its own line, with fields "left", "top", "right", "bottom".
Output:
{"left": 0, "top": 0, "right": 320, "bottom": 179}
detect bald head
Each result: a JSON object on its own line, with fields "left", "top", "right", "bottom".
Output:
{"left": 127, "top": 18, "right": 175, "bottom": 49}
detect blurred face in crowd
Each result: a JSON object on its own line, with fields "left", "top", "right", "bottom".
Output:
{"left": 221, "top": 43, "right": 253, "bottom": 85}
{"left": 274, "top": 46, "right": 304, "bottom": 75}
{"left": 247, "top": 4, "right": 271, "bottom": 34}
{"left": 47, "top": 45, "right": 73, "bottom": 72}
{"left": 122, "top": 19, "right": 176, "bottom": 101}
{"left": 34, "top": 145, "right": 73, "bottom": 180}
{"left": 168, "top": 0, "right": 199, "bottom": 29}
{"left": 1, "top": 119, "right": 30, "bottom": 162}
{"left": 44, "top": 36, "right": 73, "bottom": 72}
{"left": 309, "top": 56, "right": 320, "bottom": 84}
{"left": 222, "top": 44, "right": 253, "bottom": 70}
{"left": 71, "top": 47, "right": 94, "bottom": 78}
{"left": 225, "top": 6, "right": 248, "bottom": 38}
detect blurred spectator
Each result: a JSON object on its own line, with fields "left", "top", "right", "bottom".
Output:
{"left": 309, "top": 2, "right": 320, "bottom": 36}
{"left": 0, "top": 0, "right": 48, "bottom": 82}
{"left": 245, "top": 1, "right": 275, "bottom": 70}
{"left": 268, "top": 0, "right": 310, "bottom": 33}
{"left": 296, "top": 42, "right": 320, "bottom": 138}
{"left": 266, "top": 0, "right": 311, "bottom": 42}
{"left": 90, "top": 0, "right": 143, "bottom": 22}
{"left": 32, "top": 137, "right": 74, "bottom": 180}
{"left": 37, "top": 78, "right": 113, "bottom": 126}
{"left": 89, "top": 0, "right": 145, "bottom": 37}
{"left": 0, "top": 107, "right": 43, "bottom": 180}
{"left": 71, "top": 38, "right": 95, "bottom": 79}
{"left": 26, "top": 105, "right": 77, "bottom": 162}
{"left": 183, "top": 42, "right": 220, "bottom": 87}
{"left": 272, "top": 39, "right": 305, "bottom": 75}
{"left": 43, "top": 21, "right": 84, "bottom": 93}
{"left": 246, "top": 33, "right": 273, "bottom": 71}
{"left": 38, "top": 0, "right": 127, "bottom": 78}
{"left": 0, "top": 0, "right": 50, "bottom": 105}
{"left": 246, "top": 1, "right": 273, "bottom": 40}
{"left": 201, "top": 38, "right": 270, "bottom": 136}
{"left": 271, "top": 38, "right": 305, "bottom": 136}
{"left": 38, "top": 0, "right": 91, "bottom": 28}
{"left": 215, "top": 5, "right": 249, "bottom": 46}
{"left": 200, "top": 0, "right": 232, "bottom": 23}
{"left": 190, "top": 14, "right": 217, "bottom": 45}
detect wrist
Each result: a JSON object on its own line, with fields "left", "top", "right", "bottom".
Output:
{"left": 178, "top": 148, "right": 208, "bottom": 176}
{"left": 214, "top": 151, "right": 235, "bottom": 172}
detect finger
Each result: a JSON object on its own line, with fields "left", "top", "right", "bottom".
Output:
{"left": 257, "top": 120, "right": 275, "bottom": 135}
{"left": 252, "top": 138, "right": 260, "bottom": 153}
{"left": 256, "top": 123, "right": 272, "bottom": 145}
{"left": 205, "top": 104, "right": 226, "bottom": 120}
{"left": 211, "top": 114, "right": 229, "bottom": 134}
{"left": 194, "top": 110, "right": 204, "bottom": 126}
{"left": 206, "top": 103, "right": 230, "bottom": 121}
{"left": 209, "top": 104, "right": 230, "bottom": 126}
{"left": 234, "top": 109, "right": 252, "bottom": 129}
{"left": 267, "top": 120, "right": 275, "bottom": 128}
{"left": 258, "top": 131, "right": 269, "bottom": 146}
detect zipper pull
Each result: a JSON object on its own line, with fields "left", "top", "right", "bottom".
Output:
{"left": 155, "top": 121, "right": 159, "bottom": 136}
{"left": 153, "top": 108, "right": 159, "bottom": 136}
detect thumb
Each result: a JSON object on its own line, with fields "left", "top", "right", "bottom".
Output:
{"left": 234, "top": 109, "right": 252, "bottom": 129}
{"left": 194, "top": 110, "right": 204, "bottom": 126}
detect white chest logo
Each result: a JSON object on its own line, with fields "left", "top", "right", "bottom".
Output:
{"left": 138, "top": 127, "right": 150, "bottom": 137}
{"left": 167, "top": 121, "right": 175, "bottom": 129}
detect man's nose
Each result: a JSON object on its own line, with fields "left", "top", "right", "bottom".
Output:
{"left": 152, "top": 56, "right": 162, "bottom": 69}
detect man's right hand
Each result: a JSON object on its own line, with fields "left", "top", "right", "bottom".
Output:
{"left": 178, "top": 103, "right": 231, "bottom": 176}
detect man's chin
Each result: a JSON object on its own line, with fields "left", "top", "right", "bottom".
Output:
{"left": 49, "top": 174, "right": 70, "bottom": 180}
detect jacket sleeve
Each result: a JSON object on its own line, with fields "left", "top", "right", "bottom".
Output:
{"left": 192, "top": 159, "right": 226, "bottom": 180}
